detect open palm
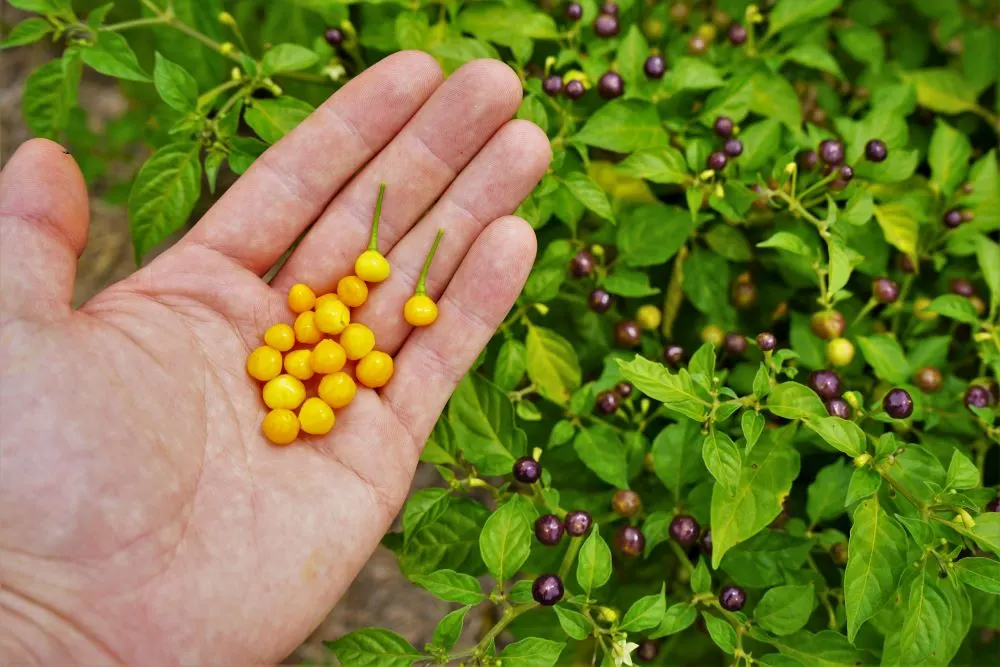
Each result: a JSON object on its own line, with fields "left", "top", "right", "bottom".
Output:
{"left": 0, "top": 52, "right": 549, "bottom": 665}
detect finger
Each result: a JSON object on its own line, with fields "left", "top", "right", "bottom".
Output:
{"left": 180, "top": 51, "right": 444, "bottom": 274}
{"left": 353, "top": 119, "right": 550, "bottom": 354}
{"left": 0, "top": 139, "right": 89, "bottom": 318}
{"left": 383, "top": 217, "right": 536, "bottom": 444}
{"left": 272, "top": 59, "right": 523, "bottom": 294}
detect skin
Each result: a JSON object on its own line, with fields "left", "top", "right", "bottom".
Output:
{"left": 0, "top": 53, "right": 550, "bottom": 665}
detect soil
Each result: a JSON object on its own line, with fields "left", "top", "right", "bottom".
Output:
{"left": 2, "top": 23, "right": 453, "bottom": 662}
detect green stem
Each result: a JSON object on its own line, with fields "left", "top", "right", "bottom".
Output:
{"left": 415, "top": 228, "right": 445, "bottom": 296}
{"left": 449, "top": 603, "right": 537, "bottom": 660}
{"left": 558, "top": 536, "right": 584, "bottom": 580}
{"left": 850, "top": 298, "right": 878, "bottom": 328}
{"left": 876, "top": 465, "right": 926, "bottom": 513}
{"left": 369, "top": 182, "right": 387, "bottom": 252}
{"left": 661, "top": 244, "right": 689, "bottom": 339}
{"left": 101, "top": 16, "right": 168, "bottom": 32}
{"left": 668, "top": 539, "right": 694, "bottom": 576}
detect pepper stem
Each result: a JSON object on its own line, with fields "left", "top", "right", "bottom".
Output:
{"left": 415, "top": 229, "right": 445, "bottom": 296}
{"left": 368, "top": 182, "right": 386, "bottom": 252}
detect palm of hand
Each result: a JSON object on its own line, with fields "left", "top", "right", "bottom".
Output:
{"left": 0, "top": 53, "right": 549, "bottom": 664}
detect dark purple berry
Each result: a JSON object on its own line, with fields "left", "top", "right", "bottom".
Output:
{"left": 600, "top": 2, "right": 619, "bottom": 16}
{"left": 808, "top": 370, "right": 842, "bottom": 400}
{"left": 669, "top": 515, "right": 700, "bottom": 548}
{"left": 596, "top": 390, "right": 619, "bottom": 415}
{"left": 943, "top": 209, "right": 964, "bottom": 228}
{"left": 324, "top": 28, "right": 344, "bottom": 46}
{"left": 826, "top": 398, "right": 851, "bottom": 419}
{"left": 543, "top": 75, "right": 563, "bottom": 97}
{"left": 872, "top": 277, "right": 899, "bottom": 304}
{"left": 597, "top": 71, "right": 624, "bottom": 100}
{"left": 535, "top": 514, "right": 565, "bottom": 546}
{"left": 839, "top": 164, "right": 855, "bottom": 182}
{"left": 615, "top": 381, "right": 634, "bottom": 399}
{"left": 865, "top": 139, "right": 888, "bottom": 162}
{"left": 565, "top": 79, "right": 586, "bottom": 100}
{"left": 644, "top": 55, "right": 666, "bottom": 79}
{"left": 756, "top": 332, "right": 777, "bottom": 352}
{"left": 615, "top": 320, "right": 642, "bottom": 347}
{"left": 636, "top": 639, "right": 659, "bottom": 662}
{"left": 883, "top": 388, "right": 913, "bottom": 419}
{"left": 700, "top": 529, "right": 713, "bottom": 555}
{"left": 986, "top": 498, "right": 1000, "bottom": 512}
{"left": 707, "top": 151, "right": 728, "bottom": 171}
{"left": 566, "top": 2, "right": 583, "bottom": 20}
{"left": 612, "top": 489, "right": 643, "bottom": 518}
{"left": 723, "top": 138, "right": 743, "bottom": 158}
{"left": 965, "top": 385, "right": 995, "bottom": 409}
{"left": 570, "top": 250, "right": 595, "bottom": 278}
{"left": 819, "top": 139, "right": 845, "bottom": 165}
{"left": 532, "top": 573, "right": 565, "bottom": 605}
{"left": 614, "top": 525, "right": 645, "bottom": 557}
{"left": 594, "top": 13, "right": 620, "bottom": 37}
{"left": 914, "top": 367, "right": 942, "bottom": 393}
{"left": 512, "top": 456, "right": 541, "bottom": 483}
{"left": 719, "top": 585, "right": 746, "bottom": 611}
{"left": 725, "top": 332, "right": 747, "bottom": 356}
{"left": 565, "top": 510, "right": 593, "bottom": 537}
{"left": 798, "top": 150, "right": 819, "bottom": 170}
{"left": 589, "top": 288, "right": 613, "bottom": 313}
{"left": 950, "top": 278, "right": 976, "bottom": 297}
{"left": 713, "top": 116, "right": 734, "bottom": 138}
{"left": 727, "top": 23, "right": 748, "bottom": 45}
{"left": 664, "top": 345, "right": 685, "bottom": 367}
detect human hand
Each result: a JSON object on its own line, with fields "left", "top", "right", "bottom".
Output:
{"left": 0, "top": 52, "right": 549, "bottom": 665}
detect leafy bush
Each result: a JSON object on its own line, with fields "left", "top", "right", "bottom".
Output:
{"left": 6, "top": 0, "right": 1000, "bottom": 664}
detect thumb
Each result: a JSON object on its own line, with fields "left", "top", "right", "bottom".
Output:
{"left": 0, "top": 139, "right": 90, "bottom": 319}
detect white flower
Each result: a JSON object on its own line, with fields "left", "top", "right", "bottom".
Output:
{"left": 611, "top": 638, "right": 639, "bottom": 667}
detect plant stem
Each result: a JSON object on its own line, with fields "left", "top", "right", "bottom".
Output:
{"left": 102, "top": 16, "right": 169, "bottom": 32}
{"left": 369, "top": 182, "right": 387, "bottom": 251}
{"left": 415, "top": 229, "right": 445, "bottom": 296}
{"left": 668, "top": 539, "right": 694, "bottom": 576}
{"left": 876, "top": 465, "right": 926, "bottom": 513}
{"left": 558, "top": 536, "right": 584, "bottom": 580}
{"left": 661, "top": 244, "right": 688, "bottom": 339}
{"left": 449, "top": 603, "right": 537, "bottom": 660}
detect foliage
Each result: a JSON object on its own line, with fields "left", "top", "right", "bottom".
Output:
{"left": 6, "top": 0, "right": 1000, "bottom": 664}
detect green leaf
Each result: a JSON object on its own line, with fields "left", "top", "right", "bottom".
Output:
{"left": 652, "top": 420, "right": 705, "bottom": 496}
{"left": 683, "top": 248, "right": 735, "bottom": 327}
{"left": 22, "top": 57, "right": 79, "bottom": 140}
{"left": 691, "top": 559, "right": 712, "bottom": 594}
{"left": 805, "top": 417, "right": 866, "bottom": 457}
{"left": 975, "top": 236, "right": 1000, "bottom": 312}
{"left": 903, "top": 68, "right": 980, "bottom": 115}
{"left": 742, "top": 411, "right": 765, "bottom": 454}
{"left": 711, "top": 427, "right": 801, "bottom": 567}
{"left": 525, "top": 326, "right": 581, "bottom": 405}
{"left": 703, "top": 431, "right": 742, "bottom": 495}
{"left": 828, "top": 239, "right": 862, "bottom": 295}
{"left": 409, "top": 569, "right": 485, "bottom": 605}
{"left": 494, "top": 339, "right": 527, "bottom": 391}
{"left": 325, "top": 628, "right": 422, "bottom": 667}
{"left": 873, "top": 202, "right": 918, "bottom": 262}
{"left": 516, "top": 95, "right": 548, "bottom": 135}
{"left": 702, "top": 612, "right": 738, "bottom": 654}
{"left": 840, "top": 190, "right": 874, "bottom": 226}
{"left": 954, "top": 558, "right": 1000, "bottom": 595}
{"left": 704, "top": 224, "right": 752, "bottom": 262}
{"left": 845, "top": 468, "right": 881, "bottom": 506}
{"left": 758, "top": 232, "right": 814, "bottom": 257}
{"left": 749, "top": 72, "right": 802, "bottom": 130}
{"left": 479, "top": 499, "right": 532, "bottom": 582}
{"left": 244, "top": 97, "right": 314, "bottom": 144}
{"left": 1, "top": 17, "right": 53, "bottom": 48}
{"left": 617, "top": 356, "right": 709, "bottom": 421}
{"left": 807, "top": 460, "right": 852, "bottom": 526}
{"left": 616, "top": 25, "right": 647, "bottom": 86}
{"left": 767, "top": 383, "right": 826, "bottom": 421}
{"left": 449, "top": 373, "right": 524, "bottom": 475}
{"left": 574, "top": 425, "right": 629, "bottom": 489}
{"left": 739, "top": 120, "right": 783, "bottom": 173}
{"left": 577, "top": 525, "right": 613, "bottom": 595}
{"left": 8, "top": 0, "right": 70, "bottom": 11}
{"left": 554, "top": 605, "right": 591, "bottom": 640}
{"left": 699, "top": 77, "right": 754, "bottom": 125}
{"left": 970, "top": 513, "right": 1000, "bottom": 557}
{"left": 754, "top": 584, "right": 815, "bottom": 636}
{"left": 499, "top": 637, "right": 565, "bottom": 666}
{"left": 946, "top": 450, "right": 980, "bottom": 490}
{"left": 402, "top": 488, "right": 452, "bottom": 543}
{"left": 856, "top": 335, "right": 910, "bottom": 384}
{"left": 897, "top": 568, "right": 952, "bottom": 666}
{"left": 688, "top": 342, "right": 717, "bottom": 386}
{"left": 621, "top": 585, "right": 666, "bottom": 632}
{"left": 650, "top": 602, "right": 697, "bottom": 638}
{"left": 603, "top": 269, "right": 660, "bottom": 297}
{"left": 400, "top": 499, "right": 489, "bottom": 576}
{"left": 617, "top": 148, "right": 689, "bottom": 185}
{"left": 616, "top": 205, "right": 693, "bottom": 267}
{"left": 783, "top": 43, "right": 843, "bottom": 78}
{"left": 128, "top": 142, "right": 202, "bottom": 262}
{"left": 261, "top": 43, "right": 319, "bottom": 74}
{"left": 431, "top": 605, "right": 469, "bottom": 651}
{"left": 572, "top": 100, "right": 668, "bottom": 153}
{"left": 928, "top": 120, "right": 971, "bottom": 198}
{"left": 562, "top": 173, "right": 613, "bottom": 221}
{"left": 666, "top": 57, "right": 725, "bottom": 92}
{"left": 766, "top": 630, "right": 875, "bottom": 667}
{"left": 458, "top": 3, "right": 559, "bottom": 44}
{"left": 844, "top": 497, "right": 908, "bottom": 641}
{"left": 926, "top": 294, "right": 980, "bottom": 325}
{"left": 768, "top": 0, "right": 841, "bottom": 35}
{"left": 421, "top": 418, "right": 458, "bottom": 465}
{"left": 153, "top": 53, "right": 198, "bottom": 113}
{"left": 837, "top": 25, "right": 884, "bottom": 70}
{"left": 642, "top": 512, "right": 672, "bottom": 557}
{"left": 395, "top": 11, "right": 429, "bottom": 50}
{"left": 81, "top": 31, "right": 150, "bottom": 82}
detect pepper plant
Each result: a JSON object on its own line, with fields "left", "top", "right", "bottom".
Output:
{"left": 5, "top": 0, "right": 1000, "bottom": 665}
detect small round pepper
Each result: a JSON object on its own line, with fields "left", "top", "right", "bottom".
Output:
{"left": 404, "top": 228, "right": 444, "bottom": 327}
{"left": 315, "top": 299, "right": 351, "bottom": 335}
{"left": 262, "top": 409, "right": 300, "bottom": 445}
{"left": 262, "top": 374, "right": 306, "bottom": 410}
{"left": 355, "top": 183, "right": 391, "bottom": 283}
{"left": 340, "top": 323, "right": 376, "bottom": 360}
{"left": 247, "top": 346, "right": 283, "bottom": 382}
{"left": 283, "top": 349, "right": 315, "bottom": 381}
{"left": 288, "top": 283, "right": 316, "bottom": 313}
{"left": 357, "top": 350, "right": 394, "bottom": 388}
{"left": 298, "top": 397, "right": 335, "bottom": 435}
{"left": 293, "top": 311, "right": 323, "bottom": 344}
{"left": 311, "top": 339, "right": 347, "bottom": 374}
{"left": 337, "top": 275, "right": 369, "bottom": 308}
{"left": 263, "top": 323, "right": 295, "bottom": 352}
{"left": 318, "top": 371, "right": 358, "bottom": 409}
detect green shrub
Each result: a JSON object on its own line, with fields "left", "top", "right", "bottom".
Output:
{"left": 5, "top": 0, "right": 1000, "bottom": 664}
